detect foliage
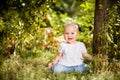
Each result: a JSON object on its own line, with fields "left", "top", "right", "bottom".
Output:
{"left": 0, "top": 0, "right": 95, "bottom": 60}
{"left": 107, "top": 1, "right": 120, "bottom": 59}
{"left": 0, "top": 0, "right": 50, "bottom": 58}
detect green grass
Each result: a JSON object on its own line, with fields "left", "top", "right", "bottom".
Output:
{"left": 0, "top": 51, "right": 120, "bottom": 80}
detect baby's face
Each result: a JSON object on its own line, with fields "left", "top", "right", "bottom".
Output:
{"left": 64, "top": 26, "right": 78, "bottom": 44}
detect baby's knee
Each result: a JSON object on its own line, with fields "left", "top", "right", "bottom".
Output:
{"left": 52, "top": 64, "right": 65, "bottom": 73}
{"left": 75, "top": 64, "right": 88, "bottom": 73}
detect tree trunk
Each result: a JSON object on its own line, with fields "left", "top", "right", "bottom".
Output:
{"left": 93, "top": 0, "right": 108, "bottom": 54}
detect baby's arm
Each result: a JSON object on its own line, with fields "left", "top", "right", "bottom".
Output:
{"left": 48, "top": 53, "right": 62, "bottom": 69}
{"left": 82, "top": 52, "right": 93, "bottom": 61}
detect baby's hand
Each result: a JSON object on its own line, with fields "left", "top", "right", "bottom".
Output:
{"left": 48, "top": 62, "right": 53, "bottom": 69}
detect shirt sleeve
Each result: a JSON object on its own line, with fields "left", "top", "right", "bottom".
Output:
{"left": 81, "top": 43, "right": 87, "bottom": 53}
{"left": 58, "top": 42, "right": 64, "bottom": 54}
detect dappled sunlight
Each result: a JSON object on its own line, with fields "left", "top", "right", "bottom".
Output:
{"left": 0, "top": 0, "right": 120, "bottom": 80}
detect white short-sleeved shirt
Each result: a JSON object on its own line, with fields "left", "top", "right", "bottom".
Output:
{"left": 58, "top": 41, "right": 87, "bottom": 66}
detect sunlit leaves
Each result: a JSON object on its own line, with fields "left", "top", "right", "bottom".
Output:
{"left": 0, "top": 18, "right": 5, "bottom": 32}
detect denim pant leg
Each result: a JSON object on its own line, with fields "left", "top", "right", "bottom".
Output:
{"left": 51, "top": 64, "right": 73, "bottom": 73}
{"left": 75, "top": 63, "right": 88, "bottom": 73}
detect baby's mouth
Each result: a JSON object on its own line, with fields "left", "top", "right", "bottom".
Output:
{"left": 68, "top": 38, "right": 73, "bottom": 40}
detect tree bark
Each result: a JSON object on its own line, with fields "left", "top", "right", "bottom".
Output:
{"left": 93, "top": 0, "right": 108, "bottom": 54}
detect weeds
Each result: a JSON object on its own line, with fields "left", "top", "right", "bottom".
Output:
{"left": 0, "top": 51, "right": 120, "bottom": 80}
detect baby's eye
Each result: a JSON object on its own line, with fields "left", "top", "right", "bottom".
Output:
{"left": 65, "top": 33, "right": 68, "bottom": 34}
{"left": 71, "top": 33, "right": 75, "bottom": 34}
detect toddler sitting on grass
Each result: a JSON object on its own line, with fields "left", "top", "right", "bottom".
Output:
{"left": 48, "top": 22, "right": 93, "bottom": 73}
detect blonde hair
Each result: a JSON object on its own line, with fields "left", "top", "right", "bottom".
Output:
{"left": 64, "top": 22, "right": 79, "bottom": 32}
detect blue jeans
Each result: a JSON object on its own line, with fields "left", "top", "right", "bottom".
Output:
{"left": 51, "top": 63, "right": 88, "bottom": 73}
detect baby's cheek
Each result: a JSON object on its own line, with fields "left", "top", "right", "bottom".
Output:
{"left": 74, "top": 32, "right": 77, "bottom": 36}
